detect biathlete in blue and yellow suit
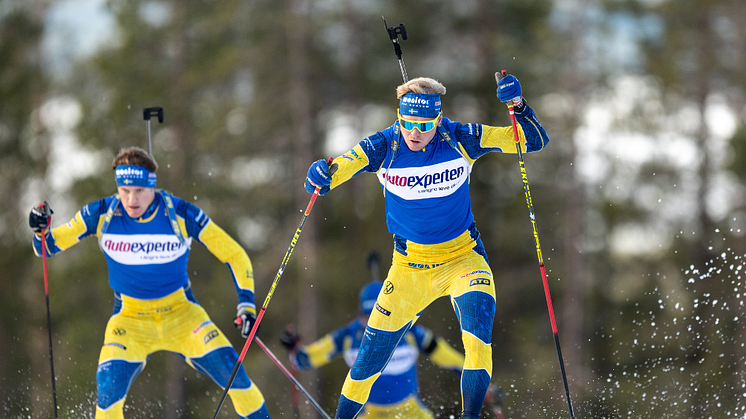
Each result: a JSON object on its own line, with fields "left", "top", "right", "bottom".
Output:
{"left": 28, "top": 147, "right": 271, "bottom": 419}
{"left": 304, "top": 74, "right": 549, "bottom": 419}
{"left": 281, "top": 281, "right": 465, "bottom": 419}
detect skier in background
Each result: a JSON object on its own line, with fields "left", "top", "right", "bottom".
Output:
{"left": 303, "top": 74, "right": 549, "bottom": 419}
{"left": 29, "top": 146, "right": 271, "bottom": 419}
{"left": 280, "top": 281, "right": 465, "bottom": 419}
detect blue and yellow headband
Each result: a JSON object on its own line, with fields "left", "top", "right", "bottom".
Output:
{"left": 399, "top": 92, "right": 441, "bottom": 118}
{"left": 115, "top": 165, "right": 157, "bottom": 188}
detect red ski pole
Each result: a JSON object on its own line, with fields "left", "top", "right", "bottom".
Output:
{"left": 211, "top": 159, "right": 336, "bottom": 419}
{"left": 497, "top": 70, "right": 576, "bottom": 419}
{"left": 38, "top": 203, "right": 59, "bottom": 419}
{"left": 254, "top": 337, "right": 331, "bottom": 419}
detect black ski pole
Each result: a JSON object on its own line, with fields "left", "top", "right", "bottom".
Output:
{"left": 38, "top": 203, "right": 58, "bottom": 419}
{"left": 211, "top": 159, "right": 337, "bottom": 419}
{"left": 382, "top": 17, "right": 408, "bottom": 83}
{"left": 254, "top": 337, "right": 332, "bottom": 419}
{"left": 143, "top": 107, "right": 164, "bottom": 155}
{"left": 496, "top": 70, "right": 576, "bottom": 419}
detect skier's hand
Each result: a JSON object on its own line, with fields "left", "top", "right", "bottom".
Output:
{"left": 279, "top": 329, "right": 300, "bottom": 351}
{"left": 234, "top": 307, "right": 258, "bottom": 339}
{"left": 29, "top": 202, "right": 53, "bottom": 232}
{"left": 497, "top": 73, "right": 522, "bottom": 106}
{"left": 304, "top": 159, "right": 335, "bottom": 195}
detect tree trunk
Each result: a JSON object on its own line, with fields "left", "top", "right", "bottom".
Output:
{"left": 286, "top": 0, "right": 321, "bottom": 416}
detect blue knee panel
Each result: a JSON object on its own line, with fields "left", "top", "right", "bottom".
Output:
{"left": 462, "top": 369, "right": 490, "bottom": 418}
{"left": 350, "top": 323, "right": 410, "bottom": 380}
{"left": 97, "top": 359, "right": 144, "bottom": 409}
{"left": 243, "top": 403, "right": 270, "bottom": 419}
{"left": 335, "top": 394, "right": 364, "bottom": 419}
{"left": 190, "top": 346, "right": 251, "bottom": 389}
{"left": 453, "top": 291, "right": 495, "bottom": 344}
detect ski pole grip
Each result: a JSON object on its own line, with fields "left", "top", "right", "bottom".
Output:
{"left": 327, "top": 157, "right": 338, "bottom": 176}
{"left": 143, "top": 107, "right": 164, "bottom": 123}
{"left": 495, "top": 70, "right": 508, "bottom": 84}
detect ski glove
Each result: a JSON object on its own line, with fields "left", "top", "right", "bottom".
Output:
{"left": 234, "top": 307, "right": 258, "bottom": 339}
{"left": 29, "top": 202, "right": 53, "bottom": 232}
{"left": 497, "top": 74, "right": 522, "bottom": 105}
{"left": 279, "top": 329, "right": 300, "bottom": 351}
{"left": 304, "top": 159, "right": 333, "bottom": 195}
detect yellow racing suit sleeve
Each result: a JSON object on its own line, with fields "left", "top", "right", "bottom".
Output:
{"left": 329, "top": 143, "right": 372, "bottom": 192}
{"left": 427, "top": 335, "right": 465, "bottom": 373}
{"left": 298, "top": 334, "right": 340, "bottom": 369}
{"left": 412, "top": 325, "right": 465, "bottom": 373}
{"left": 479, "top": 124, "right": 527, "bottom": 154}
{"left": 196, "top": 220, "right": 256, "bottom": 314}
{"left": 32, "top": 199, "right": 107, "bottom": 257}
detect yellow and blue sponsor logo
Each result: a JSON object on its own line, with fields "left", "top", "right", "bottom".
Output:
{"left": 203, "top": 329, "right": 219, "bottom": 344}
{"left": 407, "top": 262, "right": 446, "bottom": 269}
{"left": 469, "top": 278, "right": 491, "bottom": 287}
{"left": 343, "top": 149, "right": 363, "bottom": 162}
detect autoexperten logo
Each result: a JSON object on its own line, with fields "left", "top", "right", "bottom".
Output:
{"left": 101, "top": 233, "right": 191, "bottom": 265}
{"left": 103, "top": 240, "right": 183, "bottom": 253}
{"left": 384, "top": 166, "right": 465, "bottom": 190}
{"left": 379, "top": 158, "right": 470, "bottom": 200}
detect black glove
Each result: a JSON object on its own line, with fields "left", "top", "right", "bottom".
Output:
{"left": 233, "top": 308, "right": 258, "bottom": 339}
{"left": 29, "top": 202, "right": 53, "bottom": 232}
{"left": 279, "top": 329, "right": 300, "bottom": 351}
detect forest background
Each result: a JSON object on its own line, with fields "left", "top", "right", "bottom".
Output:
{"left": 2, "top": 0, "right": 746, "bottom": 418}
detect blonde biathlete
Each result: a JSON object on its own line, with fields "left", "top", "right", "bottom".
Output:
{"left": 303, "top": 75, "right": 549, "bottom": 419}
{"left": 29, "top": 147, "right": 270, "bottom": 419}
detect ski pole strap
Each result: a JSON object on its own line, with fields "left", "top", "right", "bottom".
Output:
{"left": 98, "top": 194, "right": 120, "bottom": 247}
{"left": 159, "top": 190, "right": 186, "bottom": 246}
{"left": 98, "top": 191, "right": 186, "bottom": 246}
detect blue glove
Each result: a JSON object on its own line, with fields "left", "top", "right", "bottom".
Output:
{"left": 497, "top": 74, "right": 522, "bottom": 103}
{"left": 304, "top": 159, "right": 333, "bottom": 195}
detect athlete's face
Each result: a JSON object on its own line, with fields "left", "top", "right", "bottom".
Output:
{"left": 400, "top": 114, "right": 441, "bottom": 152}
{"left": 117, "top": 186, "right": 155, "bottom": 219}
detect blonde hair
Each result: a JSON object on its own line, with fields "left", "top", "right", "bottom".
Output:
{"left": 112, "top": 147, "right": 158, "bottom": 172}
{"left": 396, "top": 77, "right": 446, "bottom": 99}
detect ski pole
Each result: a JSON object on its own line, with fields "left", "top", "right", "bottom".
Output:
{"left": 254, "top": 337, "right": 332, "bottom": 419}
{"left": 290, "top": 353, "right": 300, "bottom": 418}
{"left": 143, "top": 107, "right": 163, "bottom": 155}
{"left": 382, "top": 17, "right": 408, "bottom": 83}
{"left": 38, "top": 203, "right": 59, "bottom": 419}
{"left": 496, "top": 70, "right": 576, "bottom": 419}
{"left": 211, "top": 158, "right": 336, "bottom": 419}
{"left": 286, "top": 324, "right": 300, "bottom": 418}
